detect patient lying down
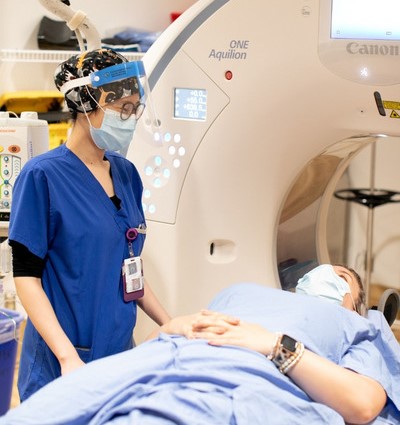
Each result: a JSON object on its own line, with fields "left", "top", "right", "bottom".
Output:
{"left": 1, "top": 264, "right": 399, "bottom": 425}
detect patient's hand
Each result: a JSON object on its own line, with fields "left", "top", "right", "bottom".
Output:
{"left": 162, "top": 313, "right": 204, "bottom": 338}
{"left": 193, "top": 319, "right": 275, "bottom": 356}
{"left": 159, "top": 310, "right": 240, "bottom": 339}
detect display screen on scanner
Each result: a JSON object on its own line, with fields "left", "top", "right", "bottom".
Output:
{"left": 331, "top": 0, "right": 400, "bottom": 41}
{"left": 174, "top": 88, "right": 207, "bottom": 121}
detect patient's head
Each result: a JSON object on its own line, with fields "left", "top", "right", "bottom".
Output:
{"left": 333, "top": 264, "right": 367, "bottom": 316}
{"left": 296, "top": 264, "right": 367, "bottom": 316}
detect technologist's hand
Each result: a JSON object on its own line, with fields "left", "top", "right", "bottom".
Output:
{"left": 59, "top": 355, "right": 86, "bottom": 376}
{"left": 192, "top": 315, "right": 274, "bottom": 356}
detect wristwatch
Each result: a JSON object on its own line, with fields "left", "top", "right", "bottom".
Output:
{"left": 271, "top": 334, "right": 298, "bottom": 369}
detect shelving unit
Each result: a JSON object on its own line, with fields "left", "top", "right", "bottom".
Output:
{"left": 0, "top": 49, "right": 144, "bottom": 63}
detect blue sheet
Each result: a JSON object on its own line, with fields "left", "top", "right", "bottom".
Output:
{"left": 1, "top": 283, "right": 399, "bottom": 425}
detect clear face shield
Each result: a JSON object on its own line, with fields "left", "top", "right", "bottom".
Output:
{"left": 60, "top": 60, "right": 160, "bottom": 132}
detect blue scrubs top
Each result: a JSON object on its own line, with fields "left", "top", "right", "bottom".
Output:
{"left": 9, "top": 143, "right": 146, "bottom": 400}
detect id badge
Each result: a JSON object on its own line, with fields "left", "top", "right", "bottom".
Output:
{"left": 122, "top": 256, "right": 144, "bottom": 302}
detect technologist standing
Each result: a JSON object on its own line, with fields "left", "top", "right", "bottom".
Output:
{"left": 8, "top": 48, "right": 170, "bottom": 401}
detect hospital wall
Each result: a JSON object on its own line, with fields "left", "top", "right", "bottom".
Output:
{"left": 0, "top": 0, "right": 196, "bottom": 93}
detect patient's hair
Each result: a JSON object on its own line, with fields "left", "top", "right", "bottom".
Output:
{"left": 338, "top": 264, "right": 367, "bottom": 317}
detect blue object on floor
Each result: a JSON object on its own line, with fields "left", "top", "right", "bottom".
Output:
{"left": 0, "top": 308, "right": 24, "bottom": 416}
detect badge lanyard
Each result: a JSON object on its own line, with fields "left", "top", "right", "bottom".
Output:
{"left": 122, "top": 226, "right": 146, "bottom": 302}
{"left": 126, "top": 228, "right": 138, "bottom": 257}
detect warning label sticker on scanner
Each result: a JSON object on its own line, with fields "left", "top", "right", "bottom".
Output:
{"left": 383, "top": 101, "right": 400, "bottom": 110}
{"left": 390, "top": 110, "right": 400, "bottom": 119}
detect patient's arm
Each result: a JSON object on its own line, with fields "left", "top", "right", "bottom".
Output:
{"left": 193, "top": 317, "right": 387, "bottom": 425}
{"left": 289, "top": 350, "right": 386, "bottom": 425}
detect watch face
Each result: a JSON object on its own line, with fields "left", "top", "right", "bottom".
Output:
{"left": 281, "top": 335, "right": 297, "bottom": 352}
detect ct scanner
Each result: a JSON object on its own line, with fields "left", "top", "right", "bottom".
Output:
{"left": 26, "top": 0, "right": 400, "bottom": 339}
{"left": 127, "top": 0, "right": 400, "bottom": 339}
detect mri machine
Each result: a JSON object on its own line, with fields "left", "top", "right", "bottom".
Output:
{"left": 129, "top": 0, "right": 400, "bottom": 339}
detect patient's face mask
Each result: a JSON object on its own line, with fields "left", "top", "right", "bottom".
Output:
{"left": 295, "top": 264, "right": 353, "bottom": 306}
{"left": 90, "top": 109, "right": 137, "bottom": 152}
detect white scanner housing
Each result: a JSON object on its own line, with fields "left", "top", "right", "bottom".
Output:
{"left": 129, "top": 0, "right": 400, "bottom": 339}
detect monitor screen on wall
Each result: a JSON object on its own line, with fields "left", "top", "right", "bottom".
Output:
{"left": 331, "top": 0, "right": 400, "bottom": 41}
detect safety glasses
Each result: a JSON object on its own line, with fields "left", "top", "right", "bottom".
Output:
{"left": 120, "top": 101, "right": 145, "bottom": 121}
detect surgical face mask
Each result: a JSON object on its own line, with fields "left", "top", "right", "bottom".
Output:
{"left": 295, "top": 264, "right": 354, "bottom": 307}
{"left": 90, "top": 108, "right": 137, "bottom": 152}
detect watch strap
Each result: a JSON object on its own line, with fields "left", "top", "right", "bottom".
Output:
{"left": 270, "top": 334, "right": 305, "bottom": 374}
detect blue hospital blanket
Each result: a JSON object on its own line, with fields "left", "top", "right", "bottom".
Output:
{"left": 1, "top": 283, "right": 399, "bottom": 425}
